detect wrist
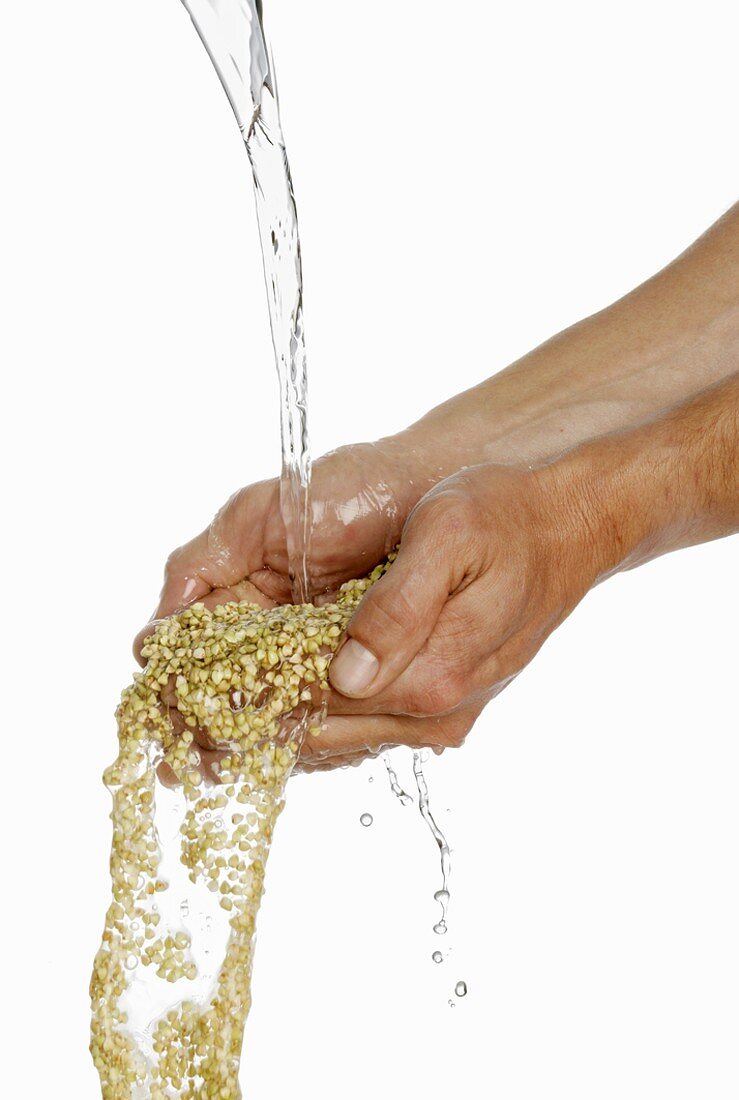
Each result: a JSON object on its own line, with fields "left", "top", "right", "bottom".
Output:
{"left": 539, "top": 437, "right": 654, "bottom": 586}
{"left": 375, "top": 425, "right": 463, "bottom": 493}
{"left": 535, "top": 380, "right": 735, "bottom": 586}
{"left": 391, "top": 207, "right": 739, "bottom": 477}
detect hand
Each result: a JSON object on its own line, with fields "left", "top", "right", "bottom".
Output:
{"left": 134, "top": 435, "right": 439, "bottom": 659}
{"left": 136, "top": 202, "right": 739, "bottom": 663}
{"left": 308, "top": 461, "right": 599, "bottom": 767}
{"left": 317, "top": 371, "right": 739, "bottom": 768}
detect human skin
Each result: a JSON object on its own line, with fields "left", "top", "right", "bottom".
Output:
{"left": 320, "top": 372, "right": 739, "bottom": 763}
{"left": 136, "top": 204, "right": 739, "bottom": 764}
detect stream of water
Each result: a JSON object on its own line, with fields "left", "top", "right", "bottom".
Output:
{"left": 181, "top": 0, "right": 312, "bottom": 602}
{"left": 93, "top": 7, "right": 462, "bottom": 1091}
{"left": 92, "top": 4, "right": 467, "bottom": 1093}
{"left": 180, "top": 0, "right": 457, "bottom": 963}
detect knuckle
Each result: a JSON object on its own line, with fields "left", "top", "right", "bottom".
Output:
{"left": 409, "top": 669, "right": 466, "bottom": 717}
{"left": 416, "top": 487, "right": 470, "bottom": 536}
{"left": 409, "top": 484, "right": 486, "bottom": 568}
{"left": 163, "top": 549, "right": 183, "bottom": 579}
{"left": 363, "top": 585, "right": 419, "bottom": 641}
{"left": 442, "top": 715, "right": 472, "bottom": 749}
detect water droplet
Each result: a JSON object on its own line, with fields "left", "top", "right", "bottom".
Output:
{"left": 448, "top": 999, "right": 456, "bottom": 1008}
{"left": 454, "top": 980, "right": 467, "bottom": 998}
{"left": 180, "top": 900, "right": 190, "bottom": 918}
{"left": 432, "top": 951, "right": 444, "bottom": 964}
{"left": 130, "top": 921, "right": 140, "bottom": 932}
{"left": 359, "top": 813, "right": 373, "bottom": 827}
{"left": 124, "top": 954, "right": 138, "bottom": 971}
{"left": 433, "top": 921, "right": 448, "bottom": 936}
{"left": 368, "top": 777, "right": 374, "bottom": 783}
{"left": 214, "top": 818, "right": 223, "bottom": 829}
{"left": 434, "top": 889, "right": 450, "bottom": 906}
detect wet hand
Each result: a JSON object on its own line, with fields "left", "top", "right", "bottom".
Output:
{"left": 316, "top": 462, "right": 600, "bottom": 762}
{"left": 320, "top": 366, "right": 739, "bottom": 764}
{"left": 134, "top": 436, "right": 435, "bottom": 661}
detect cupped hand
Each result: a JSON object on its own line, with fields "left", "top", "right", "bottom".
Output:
{"left": 311, "top": 461, "right": 600, "bottom": 766}
{"left": 134, "top": 435, "right": 437, "bottom": 660}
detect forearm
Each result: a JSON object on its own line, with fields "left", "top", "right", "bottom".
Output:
{"left": 550, "top": 371, "right": 739, "bottom": 585}
{"left": 395, "top": 203, "right": 739, "bottom": 473}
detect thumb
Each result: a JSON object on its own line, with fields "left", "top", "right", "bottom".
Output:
{"left": 329, "top": 513, "right": 456, "bottom": 699}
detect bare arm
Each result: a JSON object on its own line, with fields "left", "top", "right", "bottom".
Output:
{"left": 567, "top": 369, "right": 739, "bottom": 575}
{"left": 319, "top": 372, "right": 739, "bottom": 762}
{"left": 398, "top": 202, "right": 739, "bottom": 470}
{"left": 139, "top": 204, "right": 739, "bottom": 655}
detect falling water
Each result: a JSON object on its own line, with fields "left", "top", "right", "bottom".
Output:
{"left": 412, "top": 751, "right": 452, "bottom": 936}
{"left": 383, "top": 752, "right": 413, "bottom": 806}
{"left": 180, "top": 0, "right": 312, "bottom": 601}
{"left": 177, "top": 0, "right": 460, "bottom": 1008}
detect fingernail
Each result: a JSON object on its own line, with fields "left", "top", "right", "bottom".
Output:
{"left": 330, "top": 639, "right": 380, "bottom": 696}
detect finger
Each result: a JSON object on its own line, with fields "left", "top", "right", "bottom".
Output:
{"left": 328, "top": 498, "right": 470, "bottom": 700}
{"left": 300, "top": 705, "right": 480, "bottom": 761}
{"left": 156, "top": 747, "right": 229, "bottom": 789}
{"left": 134, "top": 577, "right": 279, "bottom": 665}
{"left": 294, "top": 747, "right": 382, "bottom": 774}
{"left": 326, "top": 563, "right": 510, "bottom": 717}
{"left": 154, "top": 480, "right": 278, "bottom": 621}
{"left": 297, "top": 738, "right": 446, "bottom": 774}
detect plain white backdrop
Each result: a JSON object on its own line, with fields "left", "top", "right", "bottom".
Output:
{"left": 1, "top": 1, "right": 737, "bottom": 1096}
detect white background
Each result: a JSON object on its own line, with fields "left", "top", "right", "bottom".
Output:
{"left": 1, "top": 0, "right": 737, "bottom": 1096}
